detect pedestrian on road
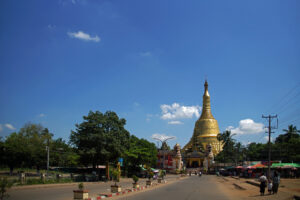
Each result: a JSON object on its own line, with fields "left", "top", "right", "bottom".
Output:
{"left": 259, "top": 173, "right": 267, "bottom": 196}
{"left": 267, "top": 178, "right": 273, "bottom": 195}
{"left": 272, "top": 171, "right": 280, "bottom": 194}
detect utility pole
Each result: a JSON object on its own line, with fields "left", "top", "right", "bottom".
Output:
{"left": 46, "top": 138, "right": 50, "bottom": 177}
{"left": 262, "top": 114, "right": 278, "bottom": 180}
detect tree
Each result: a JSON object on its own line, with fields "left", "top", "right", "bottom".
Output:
{"left": 70, "top": 111, "right": 130, "bottom": 168}
{"left": 275, "top": 125, "right": 300, "bottom": 144}
{"left": 3, "top": 132, "right": 29, "bottom": 175}
{"left": 0, "top": 138, "right": 4, "bottom": 168}
{"left": 274, "top": 124, "right": 300, "bottom": 162}
{"left": 215, "top": 130, "right": 236, "bottom": 163}
{"left": 0, "top": 177, "right": 13, "bottom": 200}
{"left": 124, "top": 135, "right": 157, "bottom": 176}
{"left": 50, "top": 138, "right": 79, "bottom": 167}
{"left": 19, "top": 124, "right": 53, "bottom": 172}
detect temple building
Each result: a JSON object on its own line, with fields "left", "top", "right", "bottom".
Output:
{"left": 157, "top": 142, "right": 183, "bottom": 172}
{"left": 183, "top": 80, "right": 223, "bottom": 170}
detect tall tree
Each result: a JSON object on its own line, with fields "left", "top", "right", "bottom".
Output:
{"left": 275, "top": 125, "right": 300, "bottom": 144}
{"left": 215, "top": 130, "right": 236, "bottom": 163}
{"left": 3, "top": 132, "right": 28, "bottom": 174}
{"left": 124, "top": 135, "right": 157, "bottom": 176}
{"left": 70, "top": 111, "right": 130, "bottom": 168}
{"left": 19, "top": 124, "right": 53, "bottom": 172}
{"left": 275, "top": 124, "right": 300, "bottom": 162}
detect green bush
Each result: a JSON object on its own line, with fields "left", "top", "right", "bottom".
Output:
{"left": 0, "top": 177, "right": 13, "bottom": 200}
{"left": 78, "top": 182, "right": 84, "bottom": 190}
{"left": 132, "top": 175, "right": 138, "bottom": 183}
{"left": 111, "top": 169, "right": 120, "bottom": 185}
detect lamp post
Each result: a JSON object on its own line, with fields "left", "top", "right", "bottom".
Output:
{"left": 152, "top": 135, "right": 175, "bottom": 169}
{"left": 46, "top": 145, "right": 49, "bottom": 177}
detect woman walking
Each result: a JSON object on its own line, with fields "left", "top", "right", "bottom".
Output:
{"left": 259, "top": 173, "right": 267, "bottom": 196}
{"left": 272, "top": 171, "right": 280, "bottom": 194}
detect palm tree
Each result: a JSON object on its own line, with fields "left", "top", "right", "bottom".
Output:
{"left": 276, "top": 124, "right": 300, "bottom": 143}
{"left": 218, "top": 130, "right": 236, "bottom": 164}
{"left": 283, "top": 125, "right": 300, "bottom": 141}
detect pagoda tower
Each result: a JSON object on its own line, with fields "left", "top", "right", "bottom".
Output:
{"left": 183, "top": 80, "right": 222, "bottom": 168}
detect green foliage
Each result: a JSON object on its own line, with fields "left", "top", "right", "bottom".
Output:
{"left": 132, "top": 175, "right": 138, "bottom": 183}
{"left": 70, "top": 111, "right": 130, "bottom": 167}
{"left": 111, "top": 169, "right": 120, "bottom": 185}
{"left": 215, "top": 130, "right": 236, "bottom": 163}
{"left": 215, "top": 125, "right": 300, "bottom": 163}
{"left": 21, "top": 178, "right": 72, "bottom": 185}
{"left": 124, "top": 135, "right": 157, "bottom": 176}
{"left": 0, "top": 177, "right": 13, "bottom": 200}
{"left": 78, "top": 182, "right": 84, "bottom": 190}
{"left": 159, "top": 170, "right": 164, "bottom": 178}
{"left": 2, "top": 123, "right": 78, "bottom": 174}
{"left": 146, "top": 167, "right": 154, "bottom": 180}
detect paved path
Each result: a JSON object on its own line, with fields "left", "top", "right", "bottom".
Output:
{"left": 114, "top": 175, "right": 229, "bottom": 200}
{"left": 8, "top": 175, "right": 180, "bottom": 200}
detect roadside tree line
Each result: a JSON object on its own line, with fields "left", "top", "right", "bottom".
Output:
{"left": 215, "top": 125, "right": 300, "bottom": 164}
{"left": 0, "top": 110, "right": 157, "bottom": 176}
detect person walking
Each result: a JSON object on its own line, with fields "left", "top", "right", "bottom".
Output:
{"left": 259, "top": 173, "right": 267, "bottom": 196}
{"left": 272, "top": 171, "right": 280, "bottom": 194}
{"left": 268, "top": 178, "right": 273, "bottom": 195}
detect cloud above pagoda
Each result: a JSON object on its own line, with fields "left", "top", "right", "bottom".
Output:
{"left": 227, "top": 119, "right": 265, "bottom": 135}
{"left": 160, "top": 103, "right": 201, "bottom": 122}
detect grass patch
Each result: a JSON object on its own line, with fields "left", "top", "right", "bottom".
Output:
{"left": 16, "top": 178, "right": 73, "bottom": 186}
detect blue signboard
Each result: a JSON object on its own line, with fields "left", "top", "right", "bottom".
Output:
{"left": 118, "top": 158, "right": 123, "bottom": 166}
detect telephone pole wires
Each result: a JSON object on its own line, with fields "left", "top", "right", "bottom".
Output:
{"left": 262, "top": 114, "right": 278, "bottom": 180}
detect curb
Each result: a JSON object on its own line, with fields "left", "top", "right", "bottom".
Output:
{"left": 87, "top": 178, "right": 183, "bottom": 200}
{"left": 233, "top": 183, "right": 246, "bottom": 190}
{"left": 222, "top": 177, "right": 229, "bottom": 181}
{"left": 87, "top": 185, "right": 152, "bottom": 200}
{"left": 245, "top": 180, "right": 260, "bottom": 187}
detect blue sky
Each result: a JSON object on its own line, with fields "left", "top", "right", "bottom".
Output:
{"left": 0, "top": 0, "right": 299, "bottom": 148}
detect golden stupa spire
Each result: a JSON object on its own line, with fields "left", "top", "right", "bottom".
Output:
{"left": 183, "top": 80, "right": 222, "bottom": 157}
{"left": 200, "top": 80, "right": 214, "bottom": 120}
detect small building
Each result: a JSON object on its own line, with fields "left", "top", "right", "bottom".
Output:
{"left": 157, "top": 143, "right": 183, "bottom": 172}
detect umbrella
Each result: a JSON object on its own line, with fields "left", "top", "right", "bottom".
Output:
{"left": 236, "top": 166, "right": 244, "bottom": 169}
{"left": 252, "top": 163, "right": 267, "bottom": 168}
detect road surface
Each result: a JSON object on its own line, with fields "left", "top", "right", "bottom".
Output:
{"left": 115, "top": 175, "right": 229, "bottom": 200}
{"left": 8, "top": 175, "right": 180, "bottom": 200}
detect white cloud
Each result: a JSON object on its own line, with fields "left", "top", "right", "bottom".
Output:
{"left": 68, "top": 31, "right": 100, "bottom": 42}
{"left": 146, "top": 114, "right": 153, "bottom": 122}
{"left": 47, "top": 24, "right": 56, "bottom": 30}
{"left": 4, "top": 124, "right": 16, "bottom": 130}
{"left": 227, "top": 119, "right": 265, "bottom": 135}
{"left": 151, "top": 133, "right": 176, "bottom": 142}
{"left": 168, "top": 120, "right": 183, "bottom": 125}
{"left": 264, "top": 136, "right": 274, "bottom": 142}
{"left": 160, "top": 103, "right": 201, "bottom": 120}
{"left": 140, "top": 52, "right": 152, "bottom": 57}
{"left": 0, "top": 124, "right": 2, "bottom": 132}
{"left": 59, "top": 0, "right": 83, "bottom": 5}
{"left": 39, "top": 113, "right": 46, "bottom": 117}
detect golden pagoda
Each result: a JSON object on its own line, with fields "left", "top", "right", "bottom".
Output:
{"left": 183, "top": 80, "right": 222, "bottom": 168}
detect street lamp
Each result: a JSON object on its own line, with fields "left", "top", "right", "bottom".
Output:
{"left": 46, "top": 147, "right": 64, "bottom": 177}
{"left": 152, "top": 134, "right": 175, "bottom": 169}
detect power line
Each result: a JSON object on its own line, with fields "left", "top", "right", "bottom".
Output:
{"left": 276, "top": 91, "right": 300, "bottom": 115}
{"left": 265, "top": 82, "right": 300, "bottom": 114}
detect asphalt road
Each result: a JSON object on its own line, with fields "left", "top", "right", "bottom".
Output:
{"left": 116, "top": 175, "right": 229, "bottom": 200}
{"left": 8, "top": 175, "right": 180, "bottom": 200}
